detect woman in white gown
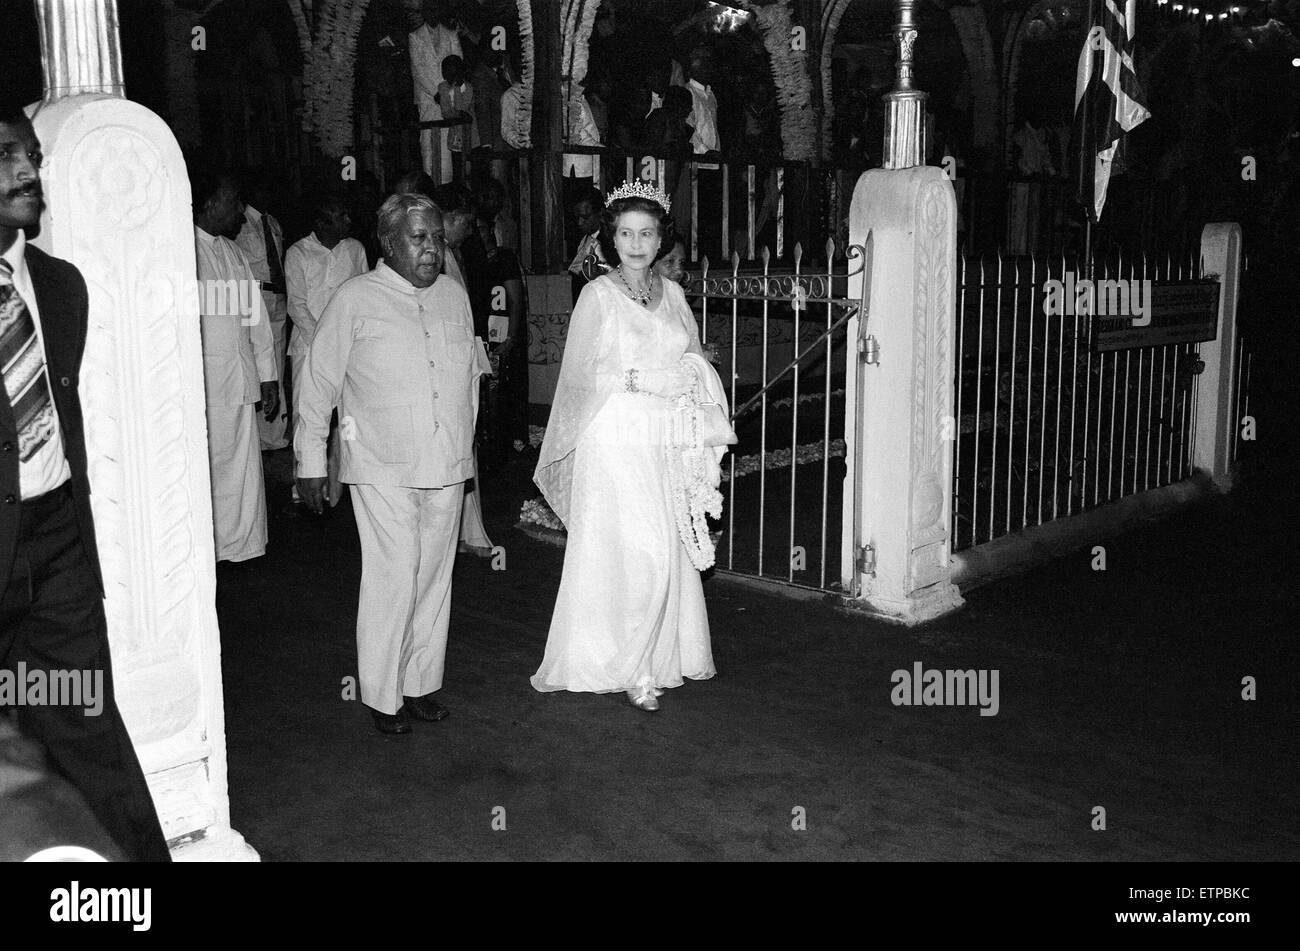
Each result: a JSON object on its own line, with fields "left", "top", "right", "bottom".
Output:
{"left": 532, "top": 183, "right": 733, "bottom": 711}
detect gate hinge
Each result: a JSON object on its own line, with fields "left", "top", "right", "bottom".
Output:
{"left": 859, "top": 334, "right": 880, "bottom": 365}
{"left": 856, "top": 543, "right": 877, "bottom": 576}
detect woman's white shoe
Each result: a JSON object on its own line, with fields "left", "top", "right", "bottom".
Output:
{"left": 626, "top": 685, "right": 660, "bottom": 711}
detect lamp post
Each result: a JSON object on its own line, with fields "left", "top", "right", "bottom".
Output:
{"left": 34, "top": 0, "right": 126, "bottom": 100}
{"left": 882, "top": 0, "right": 927, "bottom": 169}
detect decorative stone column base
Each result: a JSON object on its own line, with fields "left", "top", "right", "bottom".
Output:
{"left": 32, "top": 92, "right": 256, "bottom": 862}
{"left": 844, "top": 165, "right": 963, "bottom": 627}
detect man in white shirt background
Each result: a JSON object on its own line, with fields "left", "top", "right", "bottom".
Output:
{"left": 191, "top": 167, "right": 279, "bottom": 564}
{"left": 295, "top": 193, "right": 482, "bottom": 735}
{"left": 408, "top": 1, "right": 464, "bottom": 186}
{"left": 284, "top": 194, "right": 368, "bottom": 510}
{"left": 682, "top": 45, "right": 723, "bottom": 260}
{"left": 234, "top": 171, "right": 290, "bottom": 452}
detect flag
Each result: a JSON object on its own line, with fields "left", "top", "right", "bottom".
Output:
{"left": 1072, "top": 0, "right": 1151, "bottom": 222}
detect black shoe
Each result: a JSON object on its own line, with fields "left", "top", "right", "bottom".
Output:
{"left": 370, "top": 707, "right": 412, "bottom": 735}
{"left": 402, "top": 693, "right": 450, "bottom": 722}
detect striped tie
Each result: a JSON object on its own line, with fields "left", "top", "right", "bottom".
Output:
{"left": 0, "top": 258, "right": 57, "bottom": 462}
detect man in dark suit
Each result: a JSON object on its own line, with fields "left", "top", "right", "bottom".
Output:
{"left": 0, "top": 105, "right": 170, "bottom": 861}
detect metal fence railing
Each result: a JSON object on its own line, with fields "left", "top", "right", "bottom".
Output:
{"left": 952, "top": 249, "right": 1216, "bottom": 552}
{"left": 684, "top": 241, "right": 865, "bottom": 592}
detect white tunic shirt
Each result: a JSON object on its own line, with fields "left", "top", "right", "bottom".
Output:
{"left": 194, "top": 226, "right": 277, "bottom": 406}
{"left": 295, "top": 263, "right": 482, "bottom": 489}
{"left": 284, "top": 233, "right": 368, "bottom": 355}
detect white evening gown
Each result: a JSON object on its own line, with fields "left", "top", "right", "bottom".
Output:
{"left": 532, "top": 276, "right": 717, "bottom": 694}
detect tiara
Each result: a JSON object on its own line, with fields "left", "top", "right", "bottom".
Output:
{"left": 605, "top": 180, "right": 672, "bottom": 214}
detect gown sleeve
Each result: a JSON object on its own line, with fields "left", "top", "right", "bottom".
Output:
{"left": 534, "top": 277, "right": 623, "bottom": 526}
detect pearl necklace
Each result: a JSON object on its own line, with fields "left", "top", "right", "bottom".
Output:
{"left": 617, "top": 265, "right": 654, "bottom": 306}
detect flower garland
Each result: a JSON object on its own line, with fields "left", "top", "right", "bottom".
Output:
{"left": 819, "top": 0, "right": 851, "bottom": 161}
{"left": 519, "top": 497, "right": 565, "bottom": 533}
{"left": 514, "top": 0, "right": 535, "bottom": 149}
{"left": 292, "top": 0, "right": 372, "bottom": 158}
{"left": 664, "top": 393, "right": 726, "bottom": 571}
{"left": 560, "top": 0, "right": 600, "bottom": 146}
{"left": 738, "top": 0, "right": 817, "bottom": 162}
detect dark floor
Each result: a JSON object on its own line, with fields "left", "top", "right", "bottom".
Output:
{"left": 216, "top": 441, "right": 1298, "bottom": 862}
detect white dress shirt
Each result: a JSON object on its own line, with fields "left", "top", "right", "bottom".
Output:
{"left": 2, "top": 232, "right": 70, "bottom": 498}
{"left": 686, "top": 78, "right": 720, "bottom": 154}
{"left": 285, "top": 233, "right": 369, "bottom": 355}
{"left": 234, "top": 204, "right": 283, "bottom": 287}
{"left": 409, "top": 22, "right": 462, "bottom": 121}
{"left": 295, "top": 263, "right": 482, "bottom": 488}
{"left": 194, "top": 226, "right": 277, "bottom": 406}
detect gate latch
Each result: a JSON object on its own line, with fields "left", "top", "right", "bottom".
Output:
{"left": 856, "top": 544, "right": 877, "bottom": 576}
{"left": 859, "top": 334, "right": 880, "bottom": 365}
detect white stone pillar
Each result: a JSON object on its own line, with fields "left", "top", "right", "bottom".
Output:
{"left": 1193, "top": 223, "right": 1243, "bottom": 491}
{"left": 844, "top": 166, "right": 963, "bottom": 624}
{"left": 29, "top": 0, "right": 256, "bottom": 860}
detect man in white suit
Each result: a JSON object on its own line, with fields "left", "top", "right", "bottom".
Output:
{"left": 192, "top": 168, "right": 278, "bottom": 563}
{"left": 294, "top": 193, "right": 481, "bottom": 734}
{"left": 284, "top": 194, "right": 368, "bottom": 508}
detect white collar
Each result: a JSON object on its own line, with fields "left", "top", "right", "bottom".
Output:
{"left": 1, "top": 229, "right": 28, "bottom": 277}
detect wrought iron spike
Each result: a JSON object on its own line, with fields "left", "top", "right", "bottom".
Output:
{"left": 825, "top": 236, "right": 836, "bottom": 261}
{"left": 761, "top": 245, "right": 771, "bottom": 267}
{"left": 700, "top": 255, "right": 709, "bottom": 278}
{"left": 731, "top": 250, "right": 741, "bottom": 273}
{"left": 793, "top": 242, "right": 803, "bottom": 268}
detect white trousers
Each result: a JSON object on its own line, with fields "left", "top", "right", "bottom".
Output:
{"left": 206, "top": 401, "right": 267, "bottom": 562}
{"left": 350, "top": 481, "right": 465, "bottom": 715}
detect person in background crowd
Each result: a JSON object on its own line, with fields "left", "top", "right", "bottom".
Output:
{"left": 474, "top": 212, "right": 529, "bottom": 463}
{"left": 394, "top": 169, "right": 438, "bottom": 204}
{"left": 295, "top": 194, "right": 483, "bottom": 734}
{"left": 352, "top": 170, "right": 384, "bottom": 268}
{"left": 568, "top": 186, "right": 607, "bottom": 303}
{"left": 563, "top": 80, "right": 603, "bottom": 189}
{"left": 436, "top": 54, "right": 475, "bottom": 182}
{"left": 682, "top": 46, "right": 722, "bottom": 258}
{"left": 284, "top": 194, "right": 369, "bottom": 512}
{"left": 684, "top": 47, "right": 720, "bottom": 158}
{"left": 432, "top": 183, "right": 494, "bottom": 554}
{"left": 653, "top": 237, "right": 687, "bottom": 286}
{"left": 234, "top": 169, "right": 290, "bottom": 451}
{"left": 409, "top": 0, "right": 464, "bottom": 185}
{"left": 640, "top": 85, "right": 693, "bottom": 156}
{"left": 191, "top": 166, "right": 278, "bottom": 564}
{"left": 586, "top": 71, "right": 613, "bottom": 144}
{"left": 0, "top": 105, "right": 170, "bottom": 861}
{"left": 468, "top": 44, "right": 504, "bottom": 178}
